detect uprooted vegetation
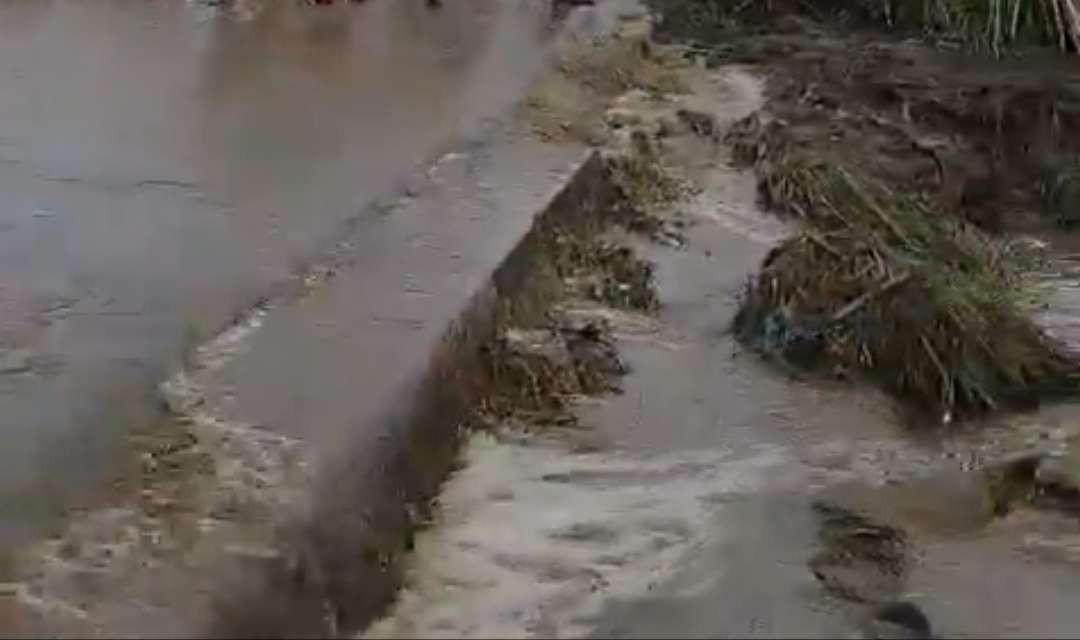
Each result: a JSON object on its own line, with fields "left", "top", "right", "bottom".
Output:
{"left": 648, "top": 0, "right": 1080, "bottom": 421}
{"left": 730, "top": 153, "right": 1078, "bottom": 420}
{"left": 477, "top": 173, "right": 661, "bottom": 427}
{"left": 478, "top": 312, "right": 629, "bottom": 426}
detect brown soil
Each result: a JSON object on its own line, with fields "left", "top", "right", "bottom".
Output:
{"left": 649, "top": 0, "right": 1080, "bottom": 421}
{"left": 653, "top": 0, "right": 1080, "bottom": 232}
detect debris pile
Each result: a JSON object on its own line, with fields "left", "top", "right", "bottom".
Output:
{"left": 480, "top": 314, "right": 628, "bottom": 426}
{"left": 731, "top": 152, "right": 1077, "bottom": 420}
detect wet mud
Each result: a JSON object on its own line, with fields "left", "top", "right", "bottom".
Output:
{"left": 648, "top": 0, "right": 1080, "bottom": 422}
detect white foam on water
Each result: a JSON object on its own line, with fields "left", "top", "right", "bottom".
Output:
{"left": 364, "top": 432, "right": 786, "bottom": 639}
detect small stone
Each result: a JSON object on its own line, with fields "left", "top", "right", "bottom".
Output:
{"left": 862, "top": 601, "right": 934, "bottom": 639}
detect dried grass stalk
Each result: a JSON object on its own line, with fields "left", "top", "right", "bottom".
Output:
{"left": 734, "top": 159, "right": 1078, "bottom": 420}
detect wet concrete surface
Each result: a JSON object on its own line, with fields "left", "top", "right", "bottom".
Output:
{"left": 0, "top": 0, "right": 565, "bottom": 544}
{"left": 189, "top": 141, "right": 590, "bottom": 447}
{"left": 1, "top": 138, "right": 601, "bottom": 639}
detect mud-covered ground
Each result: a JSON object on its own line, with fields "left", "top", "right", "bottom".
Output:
{"left": 368, "top": 4, "right": 1080, "bottom": 640}
{"left": 655, "top": 0, "right": 1080, "bottom": 231}
{"left": 647, "top": 0, "right": 1080, "bottom": 422}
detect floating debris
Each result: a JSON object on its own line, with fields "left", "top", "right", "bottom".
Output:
{"left": 809, "top": 501, "right": 909, "bottom": 604}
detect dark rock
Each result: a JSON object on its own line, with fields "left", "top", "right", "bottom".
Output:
{"left": 863, "top": 601, "right": 934, "bottom": 639}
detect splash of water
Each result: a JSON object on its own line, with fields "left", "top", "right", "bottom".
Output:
{"left": 364, "top": 432, "right": 786, "bottom": 639}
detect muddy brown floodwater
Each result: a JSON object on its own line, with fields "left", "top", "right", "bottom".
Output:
{"left": 0, "top": 0, "right": 562, "bottom": 546}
